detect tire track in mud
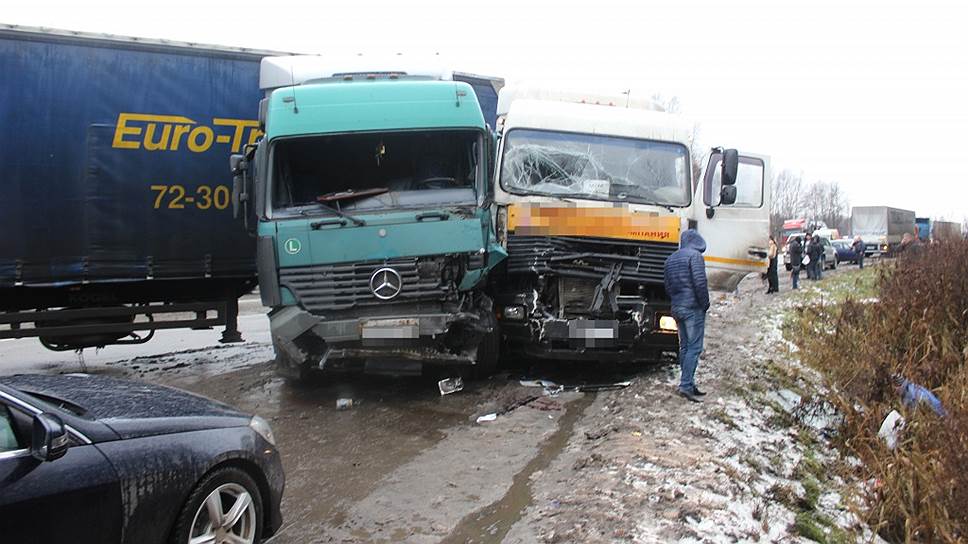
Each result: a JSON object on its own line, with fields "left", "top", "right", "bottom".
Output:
{"left": 440, "top": 394, "right": 595, "bottom": 544}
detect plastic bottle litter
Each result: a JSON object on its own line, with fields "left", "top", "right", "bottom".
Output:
{"left": 438, "top": 377, "right": 464, "bottom": 396}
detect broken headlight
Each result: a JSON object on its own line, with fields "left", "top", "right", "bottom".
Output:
{"left": 502, "top": 305, "right": 526, "bottom": 320}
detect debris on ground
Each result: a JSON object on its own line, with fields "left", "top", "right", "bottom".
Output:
{"left": 336, "top": 398, "right": 354, "bottom": 410}
{"left": 476, "top": 413, "right": 497, "bottom": 423}
{"left": 878, "top": 409, "right": 905, "bottom": 450}
{"left": 438, "top": 377, "right": 464, "bottom": 396}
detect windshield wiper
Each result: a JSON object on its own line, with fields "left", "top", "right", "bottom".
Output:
{"left": 300, "top": 203, "right": 366, "bottom": 227}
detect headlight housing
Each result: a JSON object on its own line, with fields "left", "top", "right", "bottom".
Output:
{"left": 658, "top": 315, "right": 678, "bottom": 332}
{"left": 249, "top": 415, "right": 276, "bottom": 446}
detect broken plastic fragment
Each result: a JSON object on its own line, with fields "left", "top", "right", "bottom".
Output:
{"left": 878, "top": 410, "right": 905, "bottom": 450}
{"left": 438, "top": 377, "right": 464, "bottom": 396}
{"left": 476, "top": 413, "right": 497, "bottom": 423}
{"left": 336, "top": 398, "right": 354, "bottom": 410}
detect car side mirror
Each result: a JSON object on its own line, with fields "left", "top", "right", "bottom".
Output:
{"left": 721, "top": 149, "right": 739, "bottom": 186}
{"left": 31, "top": 413, "right": 69, "bottom": 462}
{"left": 719, "top": 184, "right": 737, "bottom": 205}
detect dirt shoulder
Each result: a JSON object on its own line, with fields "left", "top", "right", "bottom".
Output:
{"left": 501, "top": 272, "right": 881, "bottom": 544}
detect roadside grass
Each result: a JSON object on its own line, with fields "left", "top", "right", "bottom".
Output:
{"left": 786, "top": 241, "right": 968, "bottom": 542}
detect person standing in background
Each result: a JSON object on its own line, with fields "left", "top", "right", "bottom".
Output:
{"left": 788, "top": 236, "right": 803, "bottom": 289}
{"left": 766, "top": 235, "right": 779, "bottom": 294}
{"left": 807, "top": 235, "right": 824, "bottom": 280}
{"left": 852, "top": 235, "right": 865, "bottom": 269}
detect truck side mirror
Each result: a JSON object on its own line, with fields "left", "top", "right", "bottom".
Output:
{"left": 230, "top": 154, "right": 248, "bottom": 221}
{"left": 721, "top": 148, "right": 739, "bottom": 186}
{"left": 720, "top": 184, "right": 737, "bottom": 205}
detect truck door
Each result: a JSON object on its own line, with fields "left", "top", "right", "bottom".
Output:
{"left": 694, "top": 151, "right": 771, "bottom": 291}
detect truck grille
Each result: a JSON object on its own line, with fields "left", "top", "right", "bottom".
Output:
{"left": 280, "top": 257, "right": 454, "bottom": 313}
{"left": 506, "top": 235, "right": 677, "bottom": 285}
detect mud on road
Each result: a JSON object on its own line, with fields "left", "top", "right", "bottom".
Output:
{"left": 0, "top": 272, "right": 876, "bottom": 543}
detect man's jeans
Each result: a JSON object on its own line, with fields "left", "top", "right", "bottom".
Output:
{"left": 857, "top": 253, "right": 864, "bottom": 269}
{"left": 672, "top": 305, "right": 706, "bottom": 392}
{"left": 791, "top": 265, "right": 800, "bottom": 289}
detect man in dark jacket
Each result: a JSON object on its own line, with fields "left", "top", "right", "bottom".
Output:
{"left": 851, "top": 236, "right": 865, "bottom": 269}
{"left": 663, "top": 229, "right": 710, "bottom": 402}
{"left": 788, "top": 236, "right": 803, "bottom": 289}
{"left": 807, "top": 235, "right": 824, "bottom": 280}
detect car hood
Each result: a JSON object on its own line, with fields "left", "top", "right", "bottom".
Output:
{"left": 0, "top": 374, "right": 251, "bottom": 440}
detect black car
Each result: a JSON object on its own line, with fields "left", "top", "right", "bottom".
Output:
{"left": 0, "top": 373, "right": 284, "bottom": 543}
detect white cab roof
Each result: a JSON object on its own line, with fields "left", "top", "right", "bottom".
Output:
{"left": 497, "top": 84, "right": 662, "bottom": 116}
{"left": 502, "top": 99, "right": 694, "bottom": 147}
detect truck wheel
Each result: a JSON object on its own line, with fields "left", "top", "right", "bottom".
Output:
{"left": 471, "top": 313, "right": 500, "bottom": 379}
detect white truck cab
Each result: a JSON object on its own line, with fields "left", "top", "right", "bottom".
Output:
{"left": 489, "top": 85, "right": 770, "bottom": 362}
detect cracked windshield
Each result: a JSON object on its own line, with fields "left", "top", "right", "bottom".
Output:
{"left": 500, "top": 128, "right": 690, "bottom": 206}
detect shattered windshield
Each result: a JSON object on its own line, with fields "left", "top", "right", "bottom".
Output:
{"left": 271, "top": 130, "right": 481, "bottom": 214}
{"left": 499, "top": 129, "right": 690, "bottom": 207}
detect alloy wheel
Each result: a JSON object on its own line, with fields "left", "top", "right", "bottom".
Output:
{"left": 188, "top": 483, "right": 257, "bottom": 544}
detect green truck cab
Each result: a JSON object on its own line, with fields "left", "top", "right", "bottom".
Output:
{"left": 232, "top": 56, "right": 506, "bottom": 380}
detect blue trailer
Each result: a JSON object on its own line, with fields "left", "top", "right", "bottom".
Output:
{"left": 0, "top": 26, "right": 504, "bottom": 351}
{"left": 0, "top": 26, "right": 277, "bottom": 350}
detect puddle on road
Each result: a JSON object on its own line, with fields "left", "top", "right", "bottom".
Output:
{"left": 440, "top": 393, "right": 594, "bottom": 544}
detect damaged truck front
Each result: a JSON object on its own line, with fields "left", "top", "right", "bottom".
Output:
{"left": 490, "top": 86, "right": 771, "bottom": 362}
{"left": 232, "top": 57, "right": 506, "bottom": 379}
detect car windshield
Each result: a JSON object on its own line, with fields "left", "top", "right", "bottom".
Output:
{"left": 271, "top": 129, "right": 481, "bottom": 215}
{"left": 499, "top": 129, "right": 690, "bottom": 207}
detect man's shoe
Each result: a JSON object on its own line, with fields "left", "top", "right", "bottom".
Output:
{"left": 691, "top": 386, "right": 707, "bottom": 396}
{"left": 677, "top": 388, "right": 702, "bottom": 403}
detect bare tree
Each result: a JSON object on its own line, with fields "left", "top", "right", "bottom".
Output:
{"left": 801, "top": 180, "right": 850, "bottom": 234}
{"left": 650, "top": 94, "right": 704, "bottom": 188}
{"left": 770, "top": 169, "right": 806, "bottom": 234}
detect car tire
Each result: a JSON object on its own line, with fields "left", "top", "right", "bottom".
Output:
{"left": 170, "top": 467, "right": 264, "bottom": 544}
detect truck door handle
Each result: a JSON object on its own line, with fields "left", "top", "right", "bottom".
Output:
{"left": 311, "top": 219, "right": 347, "bottom": 229}
{"left": 416, "top": 212, "right": 450, "bottom": 222}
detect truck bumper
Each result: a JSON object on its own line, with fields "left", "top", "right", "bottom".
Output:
{"left": 499, "top": 317, "right": 679, "bottom": 363}
{"left": 269, "top": 306, "right": 488, "bottom": 369}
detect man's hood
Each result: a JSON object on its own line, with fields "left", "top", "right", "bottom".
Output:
{"left": 680, "top": 229, "right": 707, "bottom": 253}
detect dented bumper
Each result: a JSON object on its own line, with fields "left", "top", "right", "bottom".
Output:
{"left": 269, "top": 306, "right": 488, "bottom": 368}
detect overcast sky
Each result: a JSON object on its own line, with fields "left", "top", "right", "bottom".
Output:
{"left": 5, "top": 0, "right": 966, "bottom": 221}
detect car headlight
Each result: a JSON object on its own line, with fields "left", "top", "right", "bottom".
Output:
{"left": 659, "top": 316, "right": 678, "bottom": 332}
{"left": 249, "top": 415, "right": 276, "bottom": 446}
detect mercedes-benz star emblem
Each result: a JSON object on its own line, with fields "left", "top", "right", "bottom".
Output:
{"left": 369, "top": 267, "right": 403, "bottom": 300}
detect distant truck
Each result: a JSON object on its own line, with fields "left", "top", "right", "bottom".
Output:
{"left": 851, "top": 206, "right": 916, "bottom": 256}
{"left": 232, "top": 56, "right": 506, "bottom": 380}
{"left": 916, "top": 217, "right": 931, "bottom": 242}
{"left": 931, "top": 220, "right": 962, "bottom": 242}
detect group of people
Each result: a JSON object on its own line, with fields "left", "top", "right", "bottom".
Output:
{"left": 768, "top": 232, "right": 866, "bottom": 292}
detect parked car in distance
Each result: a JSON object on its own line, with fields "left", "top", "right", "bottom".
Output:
{"left": 0, "top": 373, "right": 284, "bottom": 544}
{"left": 832, "top": 239, "right": 860, "bottom": 264}
{"left": 784, "top": 234, "right": 837, "bottom": 271}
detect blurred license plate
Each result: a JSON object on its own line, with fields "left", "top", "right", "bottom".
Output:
{"left": 361, "top": 318, "right": 419, "bottom": 339}
{"left": 568, "top": 320, "right": 617, "bottom": 339}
